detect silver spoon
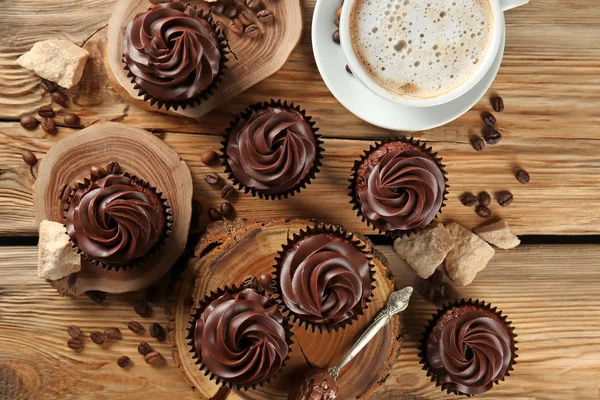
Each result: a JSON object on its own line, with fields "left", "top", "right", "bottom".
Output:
{"left": 328, "top": 286, "right": 413, "bottom": 382}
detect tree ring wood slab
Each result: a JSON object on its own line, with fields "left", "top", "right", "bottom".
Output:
{"left": 106, "top": 0, "right": 303, "bottom": 120}
{"left": 169, "top": 218, "right": 401, "bottom": 400}
{"left": 33, "top": 122, "right": 193, "bottom": 296}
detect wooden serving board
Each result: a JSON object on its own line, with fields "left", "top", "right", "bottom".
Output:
{"left": 170, "top": 218, "right": 400, "bottom": 400}
{"left": 106, "top": 0, "right": 303, "bottom": 119}
{"left": 33, "top": 122, "right": 193, "bottom": 295}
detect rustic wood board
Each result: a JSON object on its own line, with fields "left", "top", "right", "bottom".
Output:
{"left": 1, "top": 243, "right": 600, "bottom": 399}
{"left": 106, "top": 0, "right": 303, "bottom": 119}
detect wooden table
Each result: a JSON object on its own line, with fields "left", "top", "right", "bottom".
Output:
{"left": 1, "top": 0, "right": 599, "bottom": 399}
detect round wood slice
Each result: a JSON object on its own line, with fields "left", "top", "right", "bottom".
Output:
{"left": 34, "top": 122, "right": 193, "bottom": 296}
{"left": 169, "top": 218, "right": 402, "bottom": 400}
{"left": 106, "top": 0, "right": 303, "bottom": 119}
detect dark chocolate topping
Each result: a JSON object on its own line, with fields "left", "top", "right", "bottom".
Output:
{"left": 356, "top": 142, "right": 445, "bottom": 232}
{"left": 288, "top": 368, "right": 338, "bottom": 400}
{"left": 193, "top": 289, "right": 289, "bottom": 386}
{"left": 426, "top": 310, "right": 512, "bottom": 395}
{"left": 279, "top": 233, "right": 372, "bottom": 325}
{"left": 65, "top": 174, "right": 166, "bottom": 266}
{"left": 225, "top": 106, "right": 317, "bottom": 195}
{"left": 123, "top": 2, "right": 221, "bottom": 103}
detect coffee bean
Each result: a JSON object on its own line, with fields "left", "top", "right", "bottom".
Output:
{"left": 134, "top": 300, "right": 152, "bottom": 318}
{"left": 21, "top": 150, "right": 37, "bottom": 166}
{"left": 51, "top": 91, "right": 69, "bottom": 107}
{"left": 415, "top": 277, "right": 432, "bottom": 297}
{"left": 117, "top": 356, "right": 131, "bottom": 368}
{"left": 57, "top": 184, "right": 70, "bottom": 202}
{"left": 86, "top": 290, "right": 106, "bottom": 304}
{"left": 439, "top": 283, "right": 450, "bottom": 300}
{"left": 138, "top": 341, "right": 152, "bottom": 356}
{"left": 67, "top": 325, "right": 82, "bottom": 339}
{"left": 246, "top": 0, "right": 260, "bottom": 9}
{"left": 478, "top": 191, "right": 491, "bottom": 207}
{"left": 208, "top": 208, "right": 222, "bottom": 222}
{"left": 245, "top": 24, "right": 260, "bottom": 38}
{"left": 345, "top": 65, "right": 352, "bottom": 74}
{"left": 256, "top": 9, "right": 274, "bottom": 23}
{"left": 41, "top": 79, "right": 58, "bottom": 93}
{"left": 335, "top": 18, "right": 340, "bottom": 27}
{"left": 332, "top": 29, "right": 340, "bottom": 44}
{"left": 460, "top": 192, "right": 477, "bottom": 207}
{"left": 149, "top": 323, "right": 165, "bottom": 341}
{"left": 210, "top": 2, "right": 225, "bottom": 14}
{"left": 475, "top": 205, "right": 492, "bottom": 218}
{"left": 258, "top": 274, "right": 272, "bottom": 290}
{"left": 37, "top": 105, "right": 55, "bottom": 118}
{"left": 516, "top": 169, "right": 530, "bottom": 184}
{"left": 41, "top": 118, "right": 56, "bottom": 134}
{"left": 145, "top": 351, "right": 162, "bottom": 366}
{"left": 63, "top": 113, "right": 80, "bottom": 127}
{"left": 127, "top": 321, "right": 145, "bottom": 335}
{"left": 497, "top": 191, "right": 513, "bottom": 207}
{"left": 481, "top": 111, "right": 496, "bottom": 127}
{"left": 90, "top": 331, "right": 105, "bottom": 345}
{"left": 229, "top": 18, "right": 243, "bottom": 34}
{"left": 221, "top": 184, "right": 235, "bottom": 199}
{"left": 241, "top": 275, "right": 259, "bottom": 290}
{"left": 104, "top": 327, "right": 122, "bottom": 340}
{"left": 239, "top": 10, "right": 252, "bottom": 25}
{"left": 68, "top": 337, "right": 84, "bottom": 351}
{"left": 220, "top": 202, "right": 235, "bottom": 218}
{"left": 20, "top": 115, "right": 39, "bottom": 130}
{"left": 427, "top": 286, "right": 440, "bottom": 303}
{"left": 491, "top": 96, "right": 504, "bottom": 113}
{"left": 200, "top": 150, "right": 218, "bottom": 165}
{"left": 471, "top": 137, "right": 485, "bottom": 151}
{"left": 336, "top": 6, "right": 343, "bottom": 18}
{"left": 89, "top": 166, "right": 106, "bottom": 181}
{"left": 106, "top": 161, "right": 121, "bottom": 175}
{"left": 191, "top": 200, "right": 203, "bottom": 231}
{"left": 204, "top": 172, "right": 221, "bottom": 185}
{"left": 429, "top": 269, "right": 443, "bottom": 285}
{"left": 483, "top": 128, "right": 501, "bottom": 145}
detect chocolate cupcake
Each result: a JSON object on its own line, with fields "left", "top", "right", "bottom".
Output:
{"left": 349, "top": 136, "right": 448, "bottom": 237}
{"left": 123, "top": 1, "right": 228, "bottom": 110}
{"left": 187, "top": 286, "right": 292, "bottom": 390}
{"left": 419, "top": 299, "right": 518, "bottom": 396}
{"left": 64, "top": 162, "right": 171, "bottom": 270}
{"left": 273, "top": 224, "right": 375, "bottom": 332}
{"left": 221, "top": 100, "right": 324, "bottom": 200}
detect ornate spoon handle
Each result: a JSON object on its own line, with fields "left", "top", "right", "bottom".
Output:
{"left": 328, "top": 286, "right": 413, "bottom": 381}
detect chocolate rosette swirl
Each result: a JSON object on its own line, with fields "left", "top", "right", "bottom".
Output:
{"left": 350, "top": 136, "right": 448, "bottom": 237}
{"left": 273, "top": 224, "right": 375, "bottom": 332}
{"left": 65, "top": 172, "right": 169, "bottom": 269}
{"left": 123, "top": 1, "right": 228, "bottom": 110}
{"left": 419, "top": 299, "right": 518, "bottom": 396}
{"left": 221, "top": 100, "right": 324, "bottom": 200}
{"left": 187, "top": 286, "right": 292, "bottom": 389}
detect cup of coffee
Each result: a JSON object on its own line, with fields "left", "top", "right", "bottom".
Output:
{"left": 339, "top": 0, "right": 528, "bottom": 107}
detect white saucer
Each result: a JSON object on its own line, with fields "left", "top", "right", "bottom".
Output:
{"left": 311, "top": 0, "right": 506, "bottom": 132}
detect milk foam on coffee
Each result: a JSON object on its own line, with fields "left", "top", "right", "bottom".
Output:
{"left": 350, "top": 0, "right": 494, "bottom": 99}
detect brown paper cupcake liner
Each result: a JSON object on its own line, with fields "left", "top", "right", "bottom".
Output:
{"left": 123, "top": 1, "right": 230, "bottom": 111}
{"left": 220, "top": 99, "right": 325, "bottom": 200}
{"left": 348, "top": 135, "right": 449, "bottom": 238}
{"left": 272, "top": 223, "right": 376, "bottom": 333}
{"left": 186, "top": 285, "right": 294, "bottom": 391}
{"left": 418, "top": 299, "right": 518, "bottom": 397}
{"left": 62, "top": 166, "right": 173, "bottom": 272}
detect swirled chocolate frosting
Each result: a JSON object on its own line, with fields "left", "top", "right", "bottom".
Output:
{"left": 288, "top": 369, "right": 338, "bottom": 400}
{"left": 193, "top": 289, "right": 289, "bottom": 386}
{"left": 426, "top": 309, "right": 512, "bottom": 395}
{"left": 65, "top": 174, "right": 166, "bottom": 266}
{"left": 123, "top": 2, "right": 221, "bottom": 104}
{"left": 279, "top": 233, "right": 372, "bottom": 325}
{"left": 355, "top": 142, "right": 446, "bottom": 232}
{"left": 226, "top": 106, "right": 318, "bottom": 195}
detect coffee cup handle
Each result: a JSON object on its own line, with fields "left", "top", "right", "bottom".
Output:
{"left": 499, "top": 0, "right": 529, "bottom": 11}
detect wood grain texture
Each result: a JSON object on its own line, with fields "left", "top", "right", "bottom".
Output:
{"left": 1, "top": 123, "right": 600, "bottom": 236}
{"left": 170, "top": 219, "right": 399, "bottom": 400}
{"left": 1, "top": 244, "right": 600, "bottom": 399}
{"left": 106, "top": 0, "right": 303, "bottom": 119}
{"left": 33, "top": 122, "right": 193, "bottom": 295}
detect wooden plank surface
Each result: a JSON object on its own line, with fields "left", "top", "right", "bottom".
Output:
{"left": 1, "top": 243, "right": 599, "bottom": 399}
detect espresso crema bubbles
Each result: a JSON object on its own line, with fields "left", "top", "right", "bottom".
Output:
{"left": 350, "top": 0, "right": 494, "bottom": 99}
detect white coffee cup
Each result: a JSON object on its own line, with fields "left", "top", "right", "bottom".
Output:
{"left": 339, "top": 0, "right": 529, "bottom": 108}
